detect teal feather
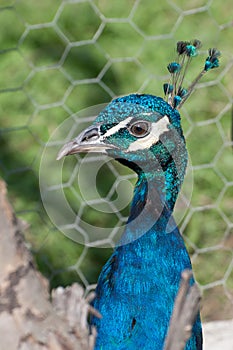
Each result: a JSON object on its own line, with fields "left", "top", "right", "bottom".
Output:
{"left": 90, "top": 94, "right": 202, "bottom": 349}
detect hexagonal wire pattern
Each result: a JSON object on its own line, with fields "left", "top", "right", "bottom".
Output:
{"left": 0, "top": 0, "right": 233, "bottom": 322}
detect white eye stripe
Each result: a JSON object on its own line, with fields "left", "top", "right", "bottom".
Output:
{"left": 127, "top": 116, "right": 170, "bottom": 152}
{"left": 103, "top": 117, "right": 133, "bottom": 138}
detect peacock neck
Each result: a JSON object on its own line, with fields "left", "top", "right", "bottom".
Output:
{"left": 131, "top": 157, "right": 183, "bottom": 213}
{"left": 119, "top": 163, "right": 182, "bottom": 246}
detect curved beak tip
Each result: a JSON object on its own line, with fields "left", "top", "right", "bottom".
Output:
{"left": 56, "top": 141, "right": 74, "bottom": 161}
{"left": 56, "top": 126, "right": 116, "bottom": 160}
{"left": 56, "top": 150, "right": 66, "bottom": 161}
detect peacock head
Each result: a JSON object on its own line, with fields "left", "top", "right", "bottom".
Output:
{"left": 58, "top": 93, "right": 184, "bottom": 165}
{"left": 57, "top": 41, "right": 220, "bottom": 210}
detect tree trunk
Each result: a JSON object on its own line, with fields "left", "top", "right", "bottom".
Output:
{"left": 0, "top": 180, "right": 96, "bottom": 350}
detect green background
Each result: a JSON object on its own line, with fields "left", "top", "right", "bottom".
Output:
{"left": 0, "top": 0, "right": 233, "bottom": 321}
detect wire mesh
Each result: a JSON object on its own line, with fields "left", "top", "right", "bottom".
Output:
{"left": 0, "top": 0, "right": 233, "bottom": 322}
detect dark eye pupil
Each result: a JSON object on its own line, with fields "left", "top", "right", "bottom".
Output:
{"left": 134, "top": 126, "right": 143, "bottom": 134}
{"left": 130, "top": 122, "right": 149, "bottom": 137}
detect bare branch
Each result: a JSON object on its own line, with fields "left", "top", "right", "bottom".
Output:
{"left": 163, "top": 269, "right": 201, "bottom": 350}
{"left": 0, "top": 179, "right": 96, "bottom": 350}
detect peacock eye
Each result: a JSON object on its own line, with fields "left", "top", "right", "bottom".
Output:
{"left": 129, "top": 121, "right": 150, "bottom": 138}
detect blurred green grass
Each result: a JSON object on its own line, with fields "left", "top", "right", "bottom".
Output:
{"left": 0, "top": 0, "right": 233, "bottom": 320}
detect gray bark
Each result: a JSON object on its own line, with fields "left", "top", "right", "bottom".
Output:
{"left": 0, "top": 180, "right": 96, "bottom": 350}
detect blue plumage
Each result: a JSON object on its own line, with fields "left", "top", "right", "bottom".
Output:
{"left": 57, "top": 40, "right": 220, "bottom": 350}
{"left": 90, "top": 94, "right": 202, "bottom": 349}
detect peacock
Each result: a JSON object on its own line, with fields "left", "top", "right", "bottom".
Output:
{"left": 57, "top": 40, "right": 220, "bottom": 350}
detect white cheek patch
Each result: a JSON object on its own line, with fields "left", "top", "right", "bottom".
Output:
{"left": 103, "top": 116, "right": 133, "bottom": 138}
{"left": 127, "top": 115, "right": 170, "bottom": 152}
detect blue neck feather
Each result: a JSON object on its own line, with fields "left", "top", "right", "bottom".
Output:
{"left": 91, "top": 94, "right": 202, "bottom": 350}
{"left": 92, "top": 152, "right": 202, "bottom": 349}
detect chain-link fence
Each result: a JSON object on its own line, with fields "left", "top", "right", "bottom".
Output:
{"left": 0, "top": 0, "right": 233, "bottom": 322}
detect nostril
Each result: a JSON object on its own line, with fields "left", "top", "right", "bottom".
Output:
{"left": 81, "top": 127, "right": 99, "bottom": 142}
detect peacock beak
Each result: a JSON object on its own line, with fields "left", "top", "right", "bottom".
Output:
{"left": 56, "top": 125, "right": 116, "bottom": 160}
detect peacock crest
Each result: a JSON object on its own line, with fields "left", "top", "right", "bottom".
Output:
{"left": 163, "top": 40, "right": 221, "bottom": 108}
